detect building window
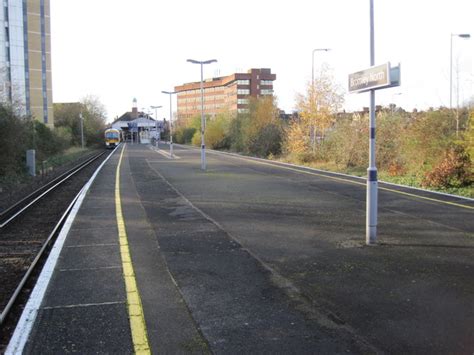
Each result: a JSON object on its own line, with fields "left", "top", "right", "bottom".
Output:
{"left": 236, "top": 79, "right": 249, "bottom": 85}
{"left": 237, "top": 108, "right": 249, "bottom": 114}
{"left": 261, "top": 89, "right": 273, "bottom": 95}
{"left": 260, "top": 80, "right": 273, "bottom": 85}
{"left": 237, "top": 89, "right": 249, "bottom": 95}
{"left": 237, "top": 98, "right": 248, "bottom": 105}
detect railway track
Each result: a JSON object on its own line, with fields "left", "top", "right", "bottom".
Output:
{"left": 0, "top": 148, "right": 114, "bottom": 350}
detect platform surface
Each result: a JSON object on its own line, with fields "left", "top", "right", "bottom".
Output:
{"left": 14, "top": 143, "right": 474, "bottom": 354}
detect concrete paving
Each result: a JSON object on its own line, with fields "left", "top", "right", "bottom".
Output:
{"left": 19, "top": 143, "right": 474, "bottom": 354}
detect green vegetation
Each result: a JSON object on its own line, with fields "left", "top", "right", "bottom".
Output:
{"left": 284, "top": 107, "right": 473, "bottom": 197}
{"left": 173, "top": 70, "right": 472, "bottom": 197}
{"left": 174, "top": 96, "right": 283, "bottom": 158}
{"left": 0, "top": 96, "right": 106, "bottom": 190}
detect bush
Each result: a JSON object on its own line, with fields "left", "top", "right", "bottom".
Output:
{"left": 422, "top": 145, "right": 472, "bottom": 188}
{"left": 325, "top": 117, "right": 367, "bottom": 168}
{"left": 247, "top": 123, "right": 283, "bottom": 157}
{"left": 228, "top": 114, "right": 246, "bottom": 152}
{"left": 0, "top": 105, "right": 29, "bottom": 176}
{"left": 34, "top": 121, "right": 65, "bottom": 161}
{"left": 174, "top": 126, "right": 197, "bottom": 144}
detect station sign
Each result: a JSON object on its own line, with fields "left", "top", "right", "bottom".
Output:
{"left": 349, "top": 62, "right": 400, "bottom": 93}
{"left": 127, "top": 122, "right": 138, "bottom": 132}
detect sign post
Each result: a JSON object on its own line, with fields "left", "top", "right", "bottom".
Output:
{"left": 348, "top": 0, "right": 400, "bottom": 245}
{"left": 367, "top": 0, "right": 377, "bottom": 246}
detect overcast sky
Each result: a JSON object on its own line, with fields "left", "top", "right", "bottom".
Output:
{"left": 50, "top": 0, "right": 474, "bottom": 122}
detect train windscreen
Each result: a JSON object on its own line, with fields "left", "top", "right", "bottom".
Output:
{"left": 105, "top": 131, "right": 119, "bottom": 139}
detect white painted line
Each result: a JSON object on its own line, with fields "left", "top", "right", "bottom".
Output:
{"left": 59, "top": 265, "right": 122, "bottom": 272}
{"left": 66, "top": 243, "right": 118, "bottom": 248}
{"left": 5, "top": 147, "right": 119, "bottom": 355}
{"left": 42, "top": 301, "right": 125, "bottom": 310}
{"left": 149, "top": 145, "right": 180, "bottom": 159}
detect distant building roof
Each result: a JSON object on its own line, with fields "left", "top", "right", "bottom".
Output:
{"left": 113, "top": 111, "right": 137, "bottom": 123}
{"left": 112, "top": 115, "right": 161, "bottom": 130}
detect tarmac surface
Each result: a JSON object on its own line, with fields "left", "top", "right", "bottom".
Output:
{"left": 11, "top": 143, "right": 474, "bottom": 354}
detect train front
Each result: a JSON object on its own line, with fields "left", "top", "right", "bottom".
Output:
{"left": 105, "top": 129, "right": 120, "bottom": 148}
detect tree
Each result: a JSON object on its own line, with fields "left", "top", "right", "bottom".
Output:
{"left": 53, "top": 102, "right": 82, "bottom": 146}
{"left": 174, "top": 115, "right": 200, "bottom": 144}
{"left": 243, "top": 96, "right": 283, "bottom": 157}
{"left": 54, "top": 96, "right": 107, "bottom": 147}
{"left": 288, "top": 66, "right": 344, "bottom": 156}
{"left": 191, "top": 112, "right": 231, "bottom": 149}
{"left": 82, "top": 96, "right": 107, "bottom": 146}
{"left": 284, "top": 118, "right": 310, "bottom": 156}
{"left": 0, "top": 104, "right": 28, "bottom": 176}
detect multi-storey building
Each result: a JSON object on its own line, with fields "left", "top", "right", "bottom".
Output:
{"left": 175, "top": 68, "right": 276, "bottom": 120}
{"left": 0, "top": 0, "right": 53, "bottom": 126}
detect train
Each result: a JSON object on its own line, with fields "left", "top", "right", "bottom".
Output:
{"left": 104, "top": 128, "right": 121, "bottom": 148}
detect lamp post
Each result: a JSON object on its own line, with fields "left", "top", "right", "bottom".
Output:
{"left": 310, "top": 49, "right": 330, "bottom": 153}
{"left": 161, "top": 91, "right": 177, "bottom": 157}
{"left": 450, "top": 33, "right": 470, "bottom": 137}
{"left": 312, "top": 48, "right": 330, "bottom": 85}
{"left": 150, "top": 105, "right": 162, "bottom": 147}
{"left": 391, "top": 92, "right": 402, "bottom": 114}
{"left": 150, "top": 105, "right": 162, "bottom": 120}
{"left": 187, "top": 58, "right": 218, "bottom": 171}
{"left": 79, "top": 112, "right": 84, "bottom": 149}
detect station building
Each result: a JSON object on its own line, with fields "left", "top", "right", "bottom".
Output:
{"left": 0, "top": 0, "right": 54, "bottom": 126}
{"left": 111, "top": 98, "right": 164, "bottom": 143}
{"left": 175, "top": 68, "right": 276, "bottom": 120}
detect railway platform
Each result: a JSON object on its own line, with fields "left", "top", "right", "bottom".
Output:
{"left": 6, "top": 142, "right": 474, "bottom": 354}
{"left": 7, "top": 144, "right": 208, "bottom": 354}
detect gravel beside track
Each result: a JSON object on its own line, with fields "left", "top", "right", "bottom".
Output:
{"left": 0, "top": 150, "right": 111, "bottom": 352}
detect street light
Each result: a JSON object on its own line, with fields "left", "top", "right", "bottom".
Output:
{"left": 187, "top": 58, "right": 218, "bottom": 171}
{"left": 161, "top": 91, "right": 177, "bottom": 157}
{"left": 150, "top": 105, "right": 162, "bottom": 147}
{"left": 391, "top": 92, "right": 402, "bottom": 114}
{"left": 150, "top": 105, "right": 162, "bottom": 119}
{"left": 312, "top": 48, "right": 330, "bottom": 84}
{"left": 79, "top": 112, "right": 84, "bottom": 149}
{"left": 310, "top": 49, "right": 330, "bottom": 153}
{"left": 450, "top": 33, "right": 470, "bottom": 137}
{"left": 450, "top": 33, "right": 470, "bottom": 108}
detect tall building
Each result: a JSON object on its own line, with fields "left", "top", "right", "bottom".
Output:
{"left": 175, "top": 68, "right": 276, "bottom": 120}
{"left": 0, "top": 0, "right": 54, "bottom": 126}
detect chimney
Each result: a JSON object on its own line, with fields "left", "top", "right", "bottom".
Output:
{"left": 132, "top": 98, "right": 138, "bottom": 119}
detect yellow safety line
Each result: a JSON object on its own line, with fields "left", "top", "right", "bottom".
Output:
{"left": 115, "top": 144, "right": 151, "bottom": 354}
{"left": 210, "top": 151, "right": 474, "bottom": 211}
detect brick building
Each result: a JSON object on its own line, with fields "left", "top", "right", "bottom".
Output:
{"left": 175, "top": 68, "right": 276, "bottom": 120}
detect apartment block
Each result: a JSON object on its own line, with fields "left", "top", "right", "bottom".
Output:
{"left": 0, "top": 0, "right": 53, "bottom": 126}
{"left": 175, "top": 68, "right": 276, "bottom": 120}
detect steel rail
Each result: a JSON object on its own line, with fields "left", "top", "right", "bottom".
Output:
{"left": 0, "top": 151, "right": 105, "bottom": 228}
{"left": 0, "top": 148, "right": 113, "bottom": 326}
{"left": 0, "top": 184, "right": 83, "bottom": 325}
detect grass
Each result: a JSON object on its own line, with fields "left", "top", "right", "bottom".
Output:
{"left": 39, "top": 147, "right": 93, "bottom": 173}
{"left": 378, "top": 172, "right": 474, "bottom": 198}
{"left": 275, "top": 156, "right": 474, "bottom": 199}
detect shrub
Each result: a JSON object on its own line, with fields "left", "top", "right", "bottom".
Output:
{"left": 422, "top": 145, "right": 472, "bottom": 188}
{"left": 174, "top": 126, "right": 196, "bottom": 144}
{"left": 247, "top": 123, "right": 283, "bottom": 157}
{"left": 0, "top": 105, "right": 29, "bottom": 176}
